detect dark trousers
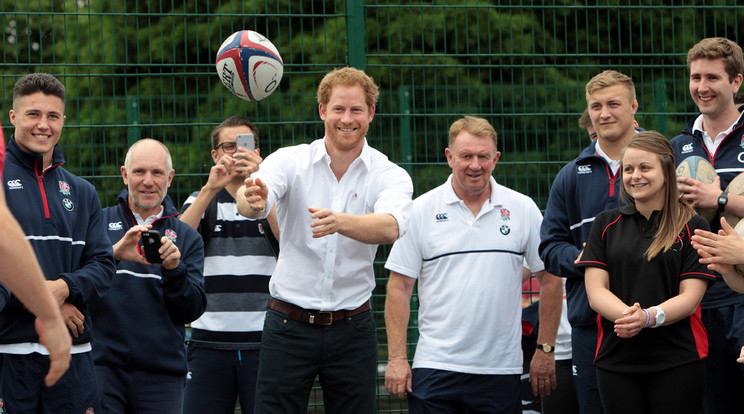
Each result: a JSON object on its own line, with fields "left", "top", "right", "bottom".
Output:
{"left": 571, "top": 325, "right": 604, "bottom": 414}
{"left": 596, "top": 360, "right": 705, "bottom": 414}
{"left": 700, "top": 304, "right": 744, "bottom": 414}
{"left": 408, "top": 368, "right": 521, "bottom": 414}
{"left": 95, "top": 364, "right": 185, "bottom": 414}
{"left": 183, "top": 346, "right": 260, "bottom": 414}
{"left": 542, "top": 358, "right": 579, "bottom": 414}
{"left": 254, "top": 308, "right": 377, "bottom": 414}
{"left": 0, "top": 352, "right": 99, "bottom": 414}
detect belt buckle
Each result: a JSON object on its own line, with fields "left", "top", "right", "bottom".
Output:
{"left": 308, "top": 311, "right": 334, "bottom": 326}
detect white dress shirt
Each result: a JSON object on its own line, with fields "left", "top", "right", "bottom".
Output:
{"left": 253, "top": 137, "right": 413, "bottom": 311}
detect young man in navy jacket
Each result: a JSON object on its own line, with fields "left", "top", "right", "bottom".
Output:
{"left": 91, "top": 139, "right": 206, "bottom": 413}
{"left": 540, "top": 70, "right": 640, "bottom": 414}
{"left": 0, "top": 73, "right": 116, "bottom": 413}
{"left": 670, "top": 37, "right": 744, "bottom": 414}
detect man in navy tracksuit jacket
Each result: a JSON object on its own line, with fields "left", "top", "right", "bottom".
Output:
{"left": 91, "top": 139, "right": 206, "bottom": 414}
{"left": 669, "top": 36, "right": 744, "bottom": 414}
{"left": 539, "top": 140, "right": 623, "bottom": 413}
{"left": 0, "top": 73, "right": 116, "bottom": 413}
{"left": 540, "top": 70, "right": 640, "bottom": 414}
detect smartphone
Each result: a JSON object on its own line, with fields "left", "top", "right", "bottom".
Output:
{"left": 141, "top": 230, "right": 163, "bottom": 264}
{"left": 236, "top": 133, "right": 255, "bottom": 151}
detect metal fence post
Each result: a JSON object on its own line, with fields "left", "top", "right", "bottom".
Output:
{"left": 345, "top": 0, "right": 365, "bottom": 70}
{"left": 126, "top": 96, "right": 139, "bottom": 146}
{"left": 399, "top": 86, "right": 413, "bottom": 176}
{"left": 654, "top": 79, "right": 668, "bottom": 137}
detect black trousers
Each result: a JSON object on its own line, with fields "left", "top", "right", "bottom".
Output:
{"left": 541, "top": 358, "right": 579, "bottom": 414}
{"left": 596, "top": 360, "right": 705, "bottom": 414}
{"left": 254, "top": 307, "right": 377, "bottom": 414}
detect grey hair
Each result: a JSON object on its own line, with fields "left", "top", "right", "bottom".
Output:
{"left": 124, "top": 138, "right": 173, "bottom": 172}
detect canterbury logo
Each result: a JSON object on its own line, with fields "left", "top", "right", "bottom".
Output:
{"left": 682, "top": 143, "right": 693, "bottom": 154}
{"left": 108, "top": 222, "right": 123, "bottom": 231}
{"left": 577, "top": 165, "right": 592, "bottom": 174}
{"left": 435, "top": 213, "right": 448, "bottom": 222}
{"left": 6, "top": 179, "right": 22, "bottom": 189}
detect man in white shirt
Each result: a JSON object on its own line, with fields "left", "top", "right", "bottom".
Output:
{"left": 237, "top": 67, "right": 413, "bottom": 414}
{"left": 384, "top": 116, "right": 559, "bottom": 413}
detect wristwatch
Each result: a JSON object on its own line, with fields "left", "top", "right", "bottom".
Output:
{"left": 718, "top": 191, "right": 729, "bottom": 212}
{"left": 651, "top": 306, "right": 666, "bottom": 328}
{"left": 536, "top": 343, "right": 555, "bottom": 353}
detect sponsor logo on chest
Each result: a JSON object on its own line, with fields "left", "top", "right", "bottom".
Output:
{"left": 6, "top": 179, "right": 22, "bottom": 190}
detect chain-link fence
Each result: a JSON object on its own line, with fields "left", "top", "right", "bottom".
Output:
{"left": 2, "top": 1, "right": 743, "bottom": 412}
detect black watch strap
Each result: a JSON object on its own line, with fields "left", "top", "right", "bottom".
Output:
{"left": 718, "top": 191, "right": 729, "bottom": 213}
{"left": 537, "top": 343, "right": 555, "bottom": 353}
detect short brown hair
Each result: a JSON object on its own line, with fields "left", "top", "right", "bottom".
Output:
{"left": 585, "top": 70, "right": 636, "bottom": 102}
{"left": 687, "top": 37, "right": 744, "bottom": 82}
{"left": 578, "top": 108, "right": 592, "bottom": 129}
{"left": 317, "top": 67, "right": 379, "bottom": 108}
{"left": 210, "top": 116, "right": 259, "bottom": 149}
{"left": 13, "top": 73, "right": 66, "bottom": 107}
{"left": 448, "top": 116, "right": 498, "bottom": 150}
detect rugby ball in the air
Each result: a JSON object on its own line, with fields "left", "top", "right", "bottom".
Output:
{"left": 216, "top": 30, "right": 283, "bottom": 102}
{"left": 723, "top": 172, "right": 744, "bottom": 228}
{"left": 676, "top": 155, "right": 718, "bottom": 222}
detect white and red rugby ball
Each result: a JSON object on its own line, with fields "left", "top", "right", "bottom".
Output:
{"left": 216, "top": 30, "right": 283, "bottom": 102}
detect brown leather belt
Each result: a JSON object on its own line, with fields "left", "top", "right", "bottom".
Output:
{"left": 267, "top": 298, "right": 371, "bottom": 326}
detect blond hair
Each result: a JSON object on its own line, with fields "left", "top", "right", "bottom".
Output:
{"left": 585, "top": 70, "right": 636, "bottom": 102}
{"left": 448, "top": 116, "right": 498, "bottom": 150}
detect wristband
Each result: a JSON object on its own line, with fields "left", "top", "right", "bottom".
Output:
{"left": 643, "top": 308, "right": 652, "bottom": 329}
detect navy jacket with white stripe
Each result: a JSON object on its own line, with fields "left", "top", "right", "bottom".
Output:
{"left": 0, "top": 136, "right": 116, "bottom": 346}
{"left": 92, "top": 190, "right": 206, "bottom": 375}
{"left": 671, "top": 111, "right": 744, "bottom": 309}
{"left": 539, "top": 139, "right": 624, "bottom": 328}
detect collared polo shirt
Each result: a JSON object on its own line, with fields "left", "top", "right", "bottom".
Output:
{"left": 692, "top": 111, "right": 744, "bottom": 156}
{"left": 253, "top": 137, "right": 413, "bottom": 311}
{"left": 385, "top": 176, "right": 544, "bottom": 375}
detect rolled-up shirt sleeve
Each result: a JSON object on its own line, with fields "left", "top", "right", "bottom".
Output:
{"left": 372, "top": 163, "right": 413, "bottom": 239}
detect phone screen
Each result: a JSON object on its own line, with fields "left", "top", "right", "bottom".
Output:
{"left": 236, "top": 134, "right": 255, "bottom": 151}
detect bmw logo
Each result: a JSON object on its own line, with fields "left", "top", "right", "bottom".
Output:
{"left": 500, "top": 225, "right": 510, "bottom": 235}
{"left": 62, "top": 198, "right": 74, "bottom": 211}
